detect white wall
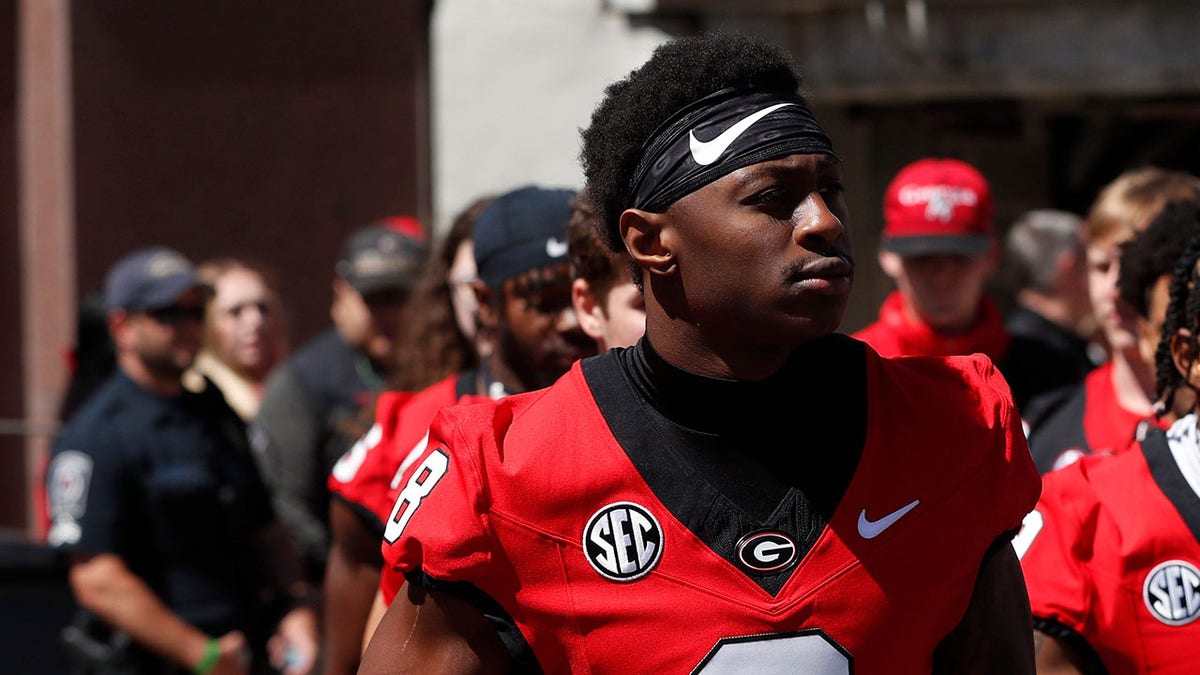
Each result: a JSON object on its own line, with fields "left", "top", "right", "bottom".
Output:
{"left": 431, "top": 0, "right": 668, "bottom": 232}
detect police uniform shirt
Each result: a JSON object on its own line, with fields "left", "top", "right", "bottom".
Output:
{"left": 47, "top": 370, "right": 275, "bottom": 635}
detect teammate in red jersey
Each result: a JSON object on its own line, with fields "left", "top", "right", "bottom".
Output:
{"left": 1022, "top": 168, "right": 1200, "bottom": 473}
{"left": 362, "top": 31, "right": 1040, "bottom": 674}
{"left": 321, "top": 186, "right": 599, "bottom": 674}
{"left": 1019, "top": 215, "right": 1200, "bottom": 674}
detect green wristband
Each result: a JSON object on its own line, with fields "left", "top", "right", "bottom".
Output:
{"left": 193, "top": 637, "right": 220, "bottom": 675}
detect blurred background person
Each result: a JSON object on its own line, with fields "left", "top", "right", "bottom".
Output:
{"left": 1018, "top": 215, "right": 1200, "bottom": 674}
{"left": 854, "top": 157, "right": 1077, "bottom": 411}
{"left": 251, "top": 217, "right": 429, "bottom": 587}
{"left": 322, "top": 186, "right": 594, "bottom": 674}
{"left": 1022, "top": 167, "right": 1200, "bottom": 472}
{"left": 567, "top": 188, "right": 646, "bottom": 352}
{"left": 320, "top": 194, "right": 489, "bottom": 675}
{"left": 47, "top": 246, "right": 318, "bottom": 675}
{"left": 385, "top": 197, "right": 492, "bottom": 394}
{"left": 185, "top": 258, "right": 288, "bottom": 422}
{"left": 1118, "top": 197, "right": 1200, "bottom": 424}
{"left": 1002, "top": 208, "right": 1098, "bottom": 382}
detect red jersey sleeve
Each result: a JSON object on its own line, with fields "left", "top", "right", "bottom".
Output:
{"left": 378, "top": 401, "right": 495, "bottom": 603}
{"left": 1016, "top": 460, "right": 1097, "bottom": 634}
{"left": 327, "top": 392, "right": 415, "bottom": 511}
{"left": 973, "top": 354, "right": 1042, "bottom": 534}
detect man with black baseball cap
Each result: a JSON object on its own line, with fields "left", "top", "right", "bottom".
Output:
{"left": 321, "top": 186, "right": 598, "bottom": 674}
{"left": 48, "top": 246, "right": 318, "bottom": 674}
{"left": 252, "top": 217, "right": 430, "bottom": 586}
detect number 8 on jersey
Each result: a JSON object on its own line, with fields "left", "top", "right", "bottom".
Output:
{"left": 384, "top": 449, "right": 449, "bottom": 544}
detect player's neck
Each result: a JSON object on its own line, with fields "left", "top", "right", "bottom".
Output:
{"left": 1109, "top": 348, "right": 1155, "bottom": 416}
{"left": 631, "top": 333, "right": 854, "bottom": 433}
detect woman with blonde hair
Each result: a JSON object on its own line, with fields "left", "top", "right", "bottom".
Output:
{"left": 187, "top": 258, "right": 288, "bottom": 421}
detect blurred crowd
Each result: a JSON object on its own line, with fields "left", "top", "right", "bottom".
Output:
{"left": 39, "top": 29, "right": 1200, "bottom": 675}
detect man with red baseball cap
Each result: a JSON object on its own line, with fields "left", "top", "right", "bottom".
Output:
{"left": 854, "top": 157, "right": 1080, "bottom": 411}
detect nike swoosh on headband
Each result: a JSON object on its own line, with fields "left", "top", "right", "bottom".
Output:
{"left": 688, "top": 102, "right": 796, "bottom": 166}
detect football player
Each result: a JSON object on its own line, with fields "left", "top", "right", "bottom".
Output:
{"left": 322, "top": 186, "right": 598, "bottom": 674}
{"left": 1019, "top": 202, "right": 1200, "bottom": 674}
{"left": 362, "top": 31, "right": 1040, "bottom": 673}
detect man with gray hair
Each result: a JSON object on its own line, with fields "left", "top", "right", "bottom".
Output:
{"left": 1004, "top": 208, "right": 1098, "bottom": 383}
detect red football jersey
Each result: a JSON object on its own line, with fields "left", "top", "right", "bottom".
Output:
{"left": 1018, "top": 429, "right": 1200, "bottom": 674}
{"left": 328, "top": 375, "right": 473, "bottom": 529}
{"left": 1081, "top": 361, "right": 1156, "bottom": 455}
{"left": 379, "top": 350, "right": 1039, "bottom": 673}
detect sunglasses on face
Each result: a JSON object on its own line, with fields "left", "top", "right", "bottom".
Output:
{"left": 143, "top": 304, "right": 206, "bottom": 326}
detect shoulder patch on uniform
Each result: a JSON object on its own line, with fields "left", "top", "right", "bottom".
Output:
{"left": 583, "top": 501, "right": 663, "bottom": 582}
{"left": 47, "top": 450, "right": 93, "bottom": 546}
{"left": 1144, "top": 560, "right": 1200, "bottom": 626}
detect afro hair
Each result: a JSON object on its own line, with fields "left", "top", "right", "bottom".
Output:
{"left": 579, "top": 31, "right": 807, "bottom": 253}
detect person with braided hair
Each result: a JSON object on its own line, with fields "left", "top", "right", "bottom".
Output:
{"left": 1027, "top": 192, "right": 1200, "bottom": 474}
{"left": 1022, "top": 168, "right": 1200, "bottom": 473}
{"left": 1018, "top": 202, "right": 1200, "bottom": 674}
{"left": 361, "top": 30, "right": 1039, "bottom": 674}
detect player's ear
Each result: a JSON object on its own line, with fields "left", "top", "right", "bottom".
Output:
{"left": 621, "top": 208, "right": 675, "bottom": 277}
{"left": 878, "top": 249, "right": 903, "bottom": 280}
{"left": 572, "top": 278, "right": 605, "bottom": 341}
{"left": 107, "top": 309, "right": 135, "bottom": 351}
{"left": 1170, "top": 328, "right": 1200, "bottom": 389}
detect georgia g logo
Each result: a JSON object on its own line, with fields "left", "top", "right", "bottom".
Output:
{"left": 583, "top": 502, "right": 663, "bottom": 582}
{"left": 1144, "top": 560, "right": 1200, "bottom": 626}
{"left": 736, "top": 531, "right": 798, "bottom": 574}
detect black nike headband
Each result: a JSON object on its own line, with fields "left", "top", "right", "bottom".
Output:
{"left": 626, "top": 87, "right": 837, "bottom": 213}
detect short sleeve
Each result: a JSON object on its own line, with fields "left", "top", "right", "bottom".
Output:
{"left": 328, "top": 392, "right": 416, "bottom": 524}
{"left": 378, "top": 405, "right": 493, "bottom": 596}
{"left": 46, "top": 436, "right": 125, "bottom": 553}
{"left": 1017, "top": 464, "right": 1096, "bottom": 634}
{"left": 966, "top": 353, "right": 1043, "bottom": 534}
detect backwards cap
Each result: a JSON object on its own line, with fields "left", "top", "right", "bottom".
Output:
{"left": 473, "top": 186, "right": 575, "bottom": 288}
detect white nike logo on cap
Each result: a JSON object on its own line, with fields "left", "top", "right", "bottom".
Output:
{"left": 857, "top": 499, "right": 920, "bottom": 539}
{"left": 546, "top": 237, "right": 568, "bottom": 258}
{"left": 688, "top": 103, "right": 796, "bottom": 166}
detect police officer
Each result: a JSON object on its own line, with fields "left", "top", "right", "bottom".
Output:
{"left": 47, "top": 247, "right": 318, "bottom": 675}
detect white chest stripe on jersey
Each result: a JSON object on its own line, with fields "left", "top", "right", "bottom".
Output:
{"left": 1011, "top": 510, "right": 1043, "bottom": 560}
